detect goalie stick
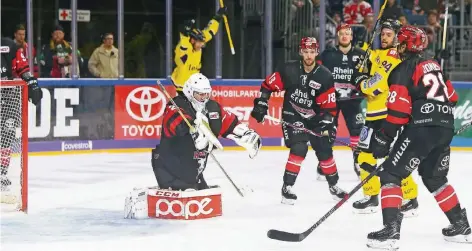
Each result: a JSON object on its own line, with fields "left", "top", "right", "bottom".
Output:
{"left": 156, "top": 80, "right": 245, "bottom": 197}
{"left": 267, "top": 121, "right": 472, "bottom": 242}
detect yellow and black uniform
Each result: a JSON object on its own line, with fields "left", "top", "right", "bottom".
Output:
{"left": 356, "top": 47, "right": 418, "bottom": 201}
{"left": 171, "top": 19, "right": 220, "bottom": 91}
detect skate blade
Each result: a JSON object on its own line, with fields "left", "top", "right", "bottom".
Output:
{"left": 401, "top": 208, "right": 419, "bottom": 218}
{"left": 281, "top": 197, "right": 295, "bottom": 205}
{"left": 331, "top": 194, "right": 346, "bottom": 201}
{"left": 444, "top": 233, "right": 472, "bottom": 244}
{"left": 366, "top": 239, "right": 400, "bottom": 250}
{"left": 353, "top": 206, "right": 379, "bottom": 214}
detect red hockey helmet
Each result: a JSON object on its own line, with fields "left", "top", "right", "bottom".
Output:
{"left": 336, "top": 23, "right": 352, "bottom": 34}
{"left": 300, "top": 37, "right": 319, "bottom": 53}
{"left": 396, "top": 25, "right": 427, "bottom": 53}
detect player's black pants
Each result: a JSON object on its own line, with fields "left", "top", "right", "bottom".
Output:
{"left": 151, "top": 145, "right": 208, "bottom": 191}
{"left": 335, "top": 99, "right": 363, "bottom": 137}
{"left": 378, "top": 126, "right": 457, "bottom": 223}
{"left": 281, "top": 106, "right": 338, "bottom": 186}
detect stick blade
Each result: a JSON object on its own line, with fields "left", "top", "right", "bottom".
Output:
{"left": 267, "top": 229, "right": 304, "bottom": 242}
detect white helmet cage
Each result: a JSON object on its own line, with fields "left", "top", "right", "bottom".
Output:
{"left": 183, "top": 73, "right": 212, "bottom": 112}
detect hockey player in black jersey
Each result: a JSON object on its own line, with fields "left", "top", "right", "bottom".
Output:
{"left": 366, "top": 26, "right": 471, "bottom": 249}
{"left": 317, "top": 24, "right": 365, "bottom": 179}
{"left": 251, "top": 37, "right": 347, "bottom": 205}
{"left": 1, "top": 37, "right": 42, "bottom": 202}
{"left": 153, "top": 73, "right": 261, "bottom": 190}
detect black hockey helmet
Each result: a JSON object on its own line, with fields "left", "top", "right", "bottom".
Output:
{"left": 189, "top": 28, "right": 205, "bottom": 41}
{"left": 380, "top": 19, "right": 402, "bottom": 34}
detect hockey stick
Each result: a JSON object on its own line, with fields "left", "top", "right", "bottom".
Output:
{"left": 440, "top": 0, "right": 449, "bottom": 70}
{"left": 156, "top": 81, "right": 245, "bottom": 197}
{"left": 264, "top": 115, "right": 355, "bottom": 149}
{"left": 267, "top": 121, "right": 472, "bottom": 242}
{"left": 358, "top": 0, "right": 388, "bottom": 72}
{"left": 219, "top": 0, "right": 235, "bottom": 55}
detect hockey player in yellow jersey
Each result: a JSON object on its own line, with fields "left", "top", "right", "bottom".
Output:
{"left": 171, "top": 7, "right": 227, "bottom": 92}
{"left": 351, "top": 19, "right": 419, "bottom": 216}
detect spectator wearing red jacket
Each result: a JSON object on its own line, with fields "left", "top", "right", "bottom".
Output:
{"left": 343, "top": 0, "right": 373, "bottom": 24}
{"left": 12, "top": 24, "right": 39, "bottom": 78}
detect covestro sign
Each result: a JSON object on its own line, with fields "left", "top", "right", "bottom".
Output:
{"left": 115, "top": 85, "right": 173, "bottom": 139}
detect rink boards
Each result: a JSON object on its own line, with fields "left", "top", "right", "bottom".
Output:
{"left": 26, "top": 78, "right": 472, "bottom": 155}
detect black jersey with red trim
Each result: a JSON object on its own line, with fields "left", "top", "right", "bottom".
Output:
{"left": 317, "top": 46, "right": 364, "bottom": 100}
{"left": 382, "top": 56, "right": 458, "bottom": 137}
{"left": 261, "top": 61, "right": 337, "bottom": 118}
{"left": 1, "top": 37, "right": 30, "bottom": 80}
{"left": 159, "top": 95, "right": 239, "bottom": 162}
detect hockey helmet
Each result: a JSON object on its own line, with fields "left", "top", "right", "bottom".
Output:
{"left": 183, "top": 73, "right": 212, "bottom": 112}
{"left": 189, "top": 28, "right": 205, "bottom": 41}
{"left": 380, "top": 19, "right": 402, "bottom": 34}
{"left": 299, "top": 37, "right": 319, "bottom": 53}
{"left": 396, "top": 25, "right": 427, "bottom": 53}
{"left": 336, "top": 23, "right": 352, "bottom": 34}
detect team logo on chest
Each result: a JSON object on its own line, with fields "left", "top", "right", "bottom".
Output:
{"left": 300, "top": 75, "right": 307, "bottom": 86}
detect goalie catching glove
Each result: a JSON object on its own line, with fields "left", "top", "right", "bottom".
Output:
{"left": 227, "top": 123, "right": 262, "bottom": 159}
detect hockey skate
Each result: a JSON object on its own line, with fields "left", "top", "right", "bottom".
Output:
{"left": 316, "top": 164, "right": 326, "bottom": 181}
{"left": 443, "top": 208, "right": 472, "bottom": 243}
{"left": 329, "top": 185, "right": 347, "bottom": 201}
{"left": 400, "top": 198, "right": 419, "bottom": 218}
{"left": 353, "top": 195, "right": 379, "bottom": 214}
{"left": 0, "top": 175, "right": 16, "bottom": 204}
{"left": 281, "top": 184, "right": 297, "bottom": 205}
{"left": 367, "top": 213, "right": 403, "bottom": 250}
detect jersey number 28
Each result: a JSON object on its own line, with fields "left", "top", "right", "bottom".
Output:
{"left": 423, "top": 72, "right": 449, "bottom": 102}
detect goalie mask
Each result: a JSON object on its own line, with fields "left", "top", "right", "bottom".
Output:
{"left": 183, "top": 73, "right": 212, "bottom": 113}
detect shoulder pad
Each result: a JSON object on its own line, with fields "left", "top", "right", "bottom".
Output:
{"left": 386, "top": 48, "right": 399, "bottom": 58}
{"left": 205, "top": 99, "right": 220, "bottom": 111}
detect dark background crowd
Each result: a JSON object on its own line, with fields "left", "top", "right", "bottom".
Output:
{"left": 1, "top": 0, "right": 471, "bottom": 80}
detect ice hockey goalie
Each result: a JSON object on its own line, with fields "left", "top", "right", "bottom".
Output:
{"left": 124, "top": 73, "right": 262, "bottom": 220}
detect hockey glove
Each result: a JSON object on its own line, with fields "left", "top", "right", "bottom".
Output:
{"left": 182, "top": 19, "right": 196, "bottom": 36}
{"left": 227, "top": 123, "right": 262, "bottom": 159}
{"left": 213, "top": 6, "right": 228, "bottom": 21}
{"left": 251, "top": 97, "right": 269, "bottom": 123}
{"left": 310, "top": 112, "right": 335, "bottom": 136}
{"left": 371, "top": 129, "right": 394, "bottom": 159}
{"left": 352, "top": 70, "right": 370, "bottom": 89}
{"left": 22, "top": 72, "right": 42, "bottom": 106}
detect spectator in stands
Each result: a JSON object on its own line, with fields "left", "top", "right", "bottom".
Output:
{"left": 383, "top": 0, "right": 404, "bottom": 20}
{"left": 39, "top": 25, "right": 83, "bottom": 78}
{"left": 12, "top": 24, "right": 39, "bottom": 78}
{"left": 326, "top": 12, "right": 342, "bottom": 47}
{"left": 427, "top": 9, "right": 442, "bottom": 33}
{"left": 88, "top": 33, "right": 119, "bottom": 78}
{"left": 343, "top": 0, "right": 373, "bottom": 24}
{"left": 353, "top": 14, "right": 374, "bottom": 48}
{"left": 327, "top": 0, "right": 345, "bottom": 17}
{"left": 399, "top": 14, "right": 409, "bottom": 26}
{"left": 288, "top": 0, "right": 305, "bottom": 32}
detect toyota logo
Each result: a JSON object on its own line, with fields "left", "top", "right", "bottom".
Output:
{"left": 420, "top": 103, "right": 434, "bottom": 114}
{"left": 440, "top": 155, "right": 450, "bottom": 167}
{"left": 126, "top": 87, "right": 166, "bottom": 122}
{"left": 409, "top": 158, "right": 421, "bottom": 169}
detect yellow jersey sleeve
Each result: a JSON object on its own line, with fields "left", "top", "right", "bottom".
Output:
{"left": 202, "top": 19, "right": 220, "bottom": 43}
{"left": 174, "top": 33, "right": 192, "bottom": 68}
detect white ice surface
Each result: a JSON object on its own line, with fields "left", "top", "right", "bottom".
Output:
{"left": 1, "top": 150, "right": 471, "bottom": 251}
